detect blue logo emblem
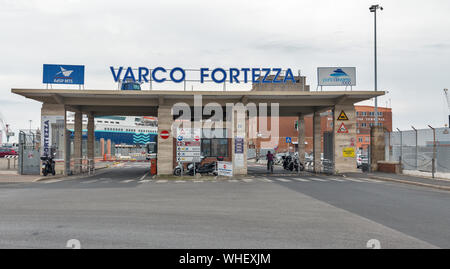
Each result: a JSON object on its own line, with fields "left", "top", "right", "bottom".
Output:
{"left": 43, "top": 64, "right": 85, "bottom": 85}
{"left": 286, "top": 137, "right": 292, "bottom": 143}
{"left": 177, "top": 136, "right": 183, "bottom": 141}
{"left": 330, "top": 68, "right": 348, "bottom": 77}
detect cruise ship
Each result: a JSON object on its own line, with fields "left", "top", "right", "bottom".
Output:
{"left": 66, "top": 114, "right": 158, "bottom": 145}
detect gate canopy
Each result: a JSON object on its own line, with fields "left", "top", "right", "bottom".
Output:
{"left": 12, "top": 89, "right": 384, "bottom": 116}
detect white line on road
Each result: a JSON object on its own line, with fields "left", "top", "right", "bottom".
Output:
{"left": 139, "top": 171, "right": 150, "bottom": 181}
{"left": 257, "top": 177, "right": 273, "bottom": 182}
{"left": 307, "top": 178, "right": 328, "bottom": 182}
{"left": 327, "top": 178, "right": 346, "bottom": 182}
{"left": 349, "top": 177, "right": 382, "bottom": 183}
{"left": 155, "top": 180, "right": 168, "bottom": 183}
{"left": 242, "top": 178, "right": 253, "bottom": 182}
{"left": 80, "top": 180, "right": 99, "bottom": 184}
{"left": 228, "top": 179, "right": 239, "bottom": 182}
{"left": 175, "top": 180, "right": 185, "bottom": 183}
{"left": 193, "top": 180, "right": 204, "bottom": 183}
{"left": 293, "top": 178, "right": 310, "bottom": 182}
{"left": 42, "top": 179, "right": 64, "bottom": 184}
{"left": 274, "top": 178, "right": 291, "bottom": 182}
{"left": 140, "top": 179, "right": 152, "bottom": 183}
{"left": 120, "top": 180, "right": 135, "bottom": 183}
{"left": 343, "top": 177, "right": 365, "bottom": 183}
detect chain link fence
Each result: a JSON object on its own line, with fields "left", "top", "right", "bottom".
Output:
{"left": 385, "top": 127, "right": 450, "bottom": 173}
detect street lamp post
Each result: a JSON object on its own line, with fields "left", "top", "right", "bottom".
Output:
{"left": 370, "top": 4, "right": 383, "bottom": 125}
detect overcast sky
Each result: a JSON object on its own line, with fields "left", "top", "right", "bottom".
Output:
{"left": 1, "top": 0, "right": 450, "bottom": 139}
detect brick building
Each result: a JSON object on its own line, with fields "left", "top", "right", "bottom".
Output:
{"left": 249, "top": 105, "right": 392, "bottom": 155}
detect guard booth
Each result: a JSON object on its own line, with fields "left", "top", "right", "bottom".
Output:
{"left": 18, "top": 131, "right": 40, "bottom": 175}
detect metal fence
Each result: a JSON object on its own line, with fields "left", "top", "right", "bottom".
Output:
{"left": 385, "top": 127, "right": 450, "bottom": 174}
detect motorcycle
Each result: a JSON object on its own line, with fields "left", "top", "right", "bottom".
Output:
{"left": 173, "top": 156, "right": 220, "bottom": 176}
{"left": 282, "top": 155, "right": 305, "bottom": 172}
{"left": 40, "top": 154, "right": 56, "bottom": 176}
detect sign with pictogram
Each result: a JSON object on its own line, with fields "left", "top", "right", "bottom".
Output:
{"left": 337, "top": 122, "right": 349, "bottom": 133}
{"left": 218, "top": 161, "right": 233, "bottom": 177}
{"left": 176, "top": 128, "right": 201, "bottom": 163}
{"left": 343, "top": 147, "right": 355, "bottom": 157}
{"left": 337, "top": 110, "right": 349, "bottom": 121}
{"left": 160, "top": 130, "right": 170, "bottom": 139}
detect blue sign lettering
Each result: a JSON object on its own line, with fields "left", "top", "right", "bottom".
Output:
{"left": 110, "top": 67, "right": 299, "bottom": 84}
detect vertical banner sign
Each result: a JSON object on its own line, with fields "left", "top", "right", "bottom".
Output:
{"left": 43, "top": 64, "right": 85, "bottom": 85}
{"left": 41, "top": 115, "right": 64, "bottom": 157}
{"left": 235, "top": 137, "right": 244, "bottom": 154}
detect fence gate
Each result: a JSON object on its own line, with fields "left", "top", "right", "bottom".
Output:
{"left": 18, "top": 131, "right": 40, "bottom": 175}
{"left": 323, "top": 131, "right": 334, "bottom": 174}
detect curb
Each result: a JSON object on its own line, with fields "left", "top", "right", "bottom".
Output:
{"left": 33, "top": 165, "right": 111, "bottom": 182}
{"left": 368, "top": 175, "right": 450, "bottom": 191}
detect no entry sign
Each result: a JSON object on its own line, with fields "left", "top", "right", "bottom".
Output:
{"left": 160, "top": 130, "right": 170, "bottom": 139}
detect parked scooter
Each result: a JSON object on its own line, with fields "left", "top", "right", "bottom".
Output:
{"left": 282, "top": 154, "right": 305, "bottom": 172}
{"left": 40, "top": 154, "right": 56, "bottom": 176}
{"left": 173, "top": 156, "right": 220, "bottom": 176}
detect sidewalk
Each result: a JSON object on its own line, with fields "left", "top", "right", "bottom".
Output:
{"left": 348, "top": 172, "right": 450, "bottom": 191}
{"left": 0, "top": 172, "right": 45, "bottom": 183}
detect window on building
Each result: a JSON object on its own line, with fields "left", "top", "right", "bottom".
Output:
{"left": 365, "top": 136, "right": 370, "bottom": 142}
{"left": 358, "top": 137, "right": 363, "bottom": 142}
{"left": 202, "top": 138, "right": 228, "bottom": 157}
{"left": 369, "top": 112, "right": 374, "bottom": 116}
{"left": 361, "top": 123, "right": 367, "bottom": 127}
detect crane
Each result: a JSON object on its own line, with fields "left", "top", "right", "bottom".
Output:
{"left": 445, "top": 88, "right": 450, "bottom": 127}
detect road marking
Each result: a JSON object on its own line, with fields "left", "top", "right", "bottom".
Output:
{"left": 140, "top": 179, "right": 152, "bottom": 183}
{"left": 327, "top": 177, "right": 346, "bottom": 182}
{"left": 139, "top": 171, "right": 150, "bottom": 181}
{"left": 155, "top": 180, "right": 168, "bottom": 183}
{"left": 242, "top": 178, "right": 253, "bottom": 182}
{"left": 274, "top": 178, "right": 291, "bottom": 182}
{"left": 293, "top": 178, "right": 309, "bottom": 182}
{"left": 100, "top": 180, "right": 112, "bottom": 183}
{"left": 307, "top": 177, "right": 328, "bottom": 182}
{"left": 80, "top": 180, "right": 98, "bottom": 184}
{"left": 350, "top": 177, "right": 382, "bottom": 183}
{"left": 229, "top": 179, "right": 239, "bottom": 182}
{"left": 257, "top": 177, "right": 273, "bottom": 182}
{"left": 42, "top": 179, "right": 64, "bottom": 184}
{"left": 343, "top": 177, "right": 365, "bottom": 183}
{"left": 193, "top": 180, "right": 204, "bottom": 183}
{"left": 120, "top": 179, "right": 135, "bottom": 183}
{"left": 175, "top": 180, "right": 185, "bottom": 183}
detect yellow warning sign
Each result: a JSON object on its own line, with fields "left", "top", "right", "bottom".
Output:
{"left": 337, "top": 110, "right": 349, "bottom": 121}
{"left": 343, "top": 147, "right": 355, "bottom": 157}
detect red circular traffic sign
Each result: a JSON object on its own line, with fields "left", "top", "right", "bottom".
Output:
{"left": 160, "top": 130, "right": 170, "bottom": 139}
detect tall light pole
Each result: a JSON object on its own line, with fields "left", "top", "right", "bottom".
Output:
{"left": 370, "top": 4, "right": 383, "bottom": 125}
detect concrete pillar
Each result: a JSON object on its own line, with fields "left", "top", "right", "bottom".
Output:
{"left": 232, "top": 106, "right": 247, "bottom": 175}
{"left": 40, "top": 103, "right": 66, "bottom": 174}
{"left": 333, "top": 104, "right": 358, "bottom": 173}
{"left": 313, "top": 111, "right": 322, "bottom": 173}
{"left": 100, "top": 138, "right": 105, "bottom": 160}
{"left": 297, "top": 114, "right": 305, "bottom": 164}
{"left": 157, "top": 105, "right": 174, "bottom": 175}
{"left": 87, "top": 113, "right": 95, "bottom": 171}
{"left": 73, "top": 111, "right": 83, "bottom": 174}
{"left": 370, "top": 126, "right": 385, "bottom": 171}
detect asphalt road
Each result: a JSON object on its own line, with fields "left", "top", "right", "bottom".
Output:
{"left": 0, "top": 162, "right": 448, "bottom": 248}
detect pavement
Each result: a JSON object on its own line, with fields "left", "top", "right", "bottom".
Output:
{"left": 0, "top": 162, "right": 449, "bottom": 248}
